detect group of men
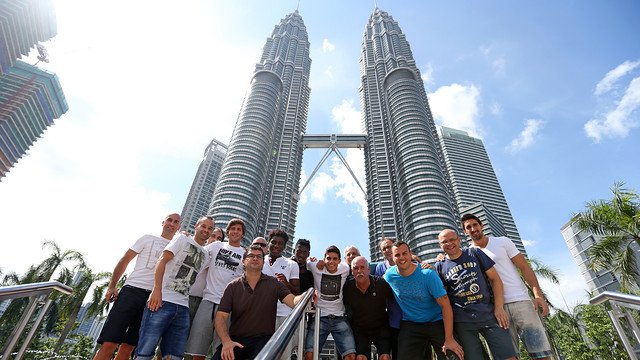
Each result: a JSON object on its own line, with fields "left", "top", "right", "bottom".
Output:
{"left": 93, "top": 211, "right": 553, "bottom": 360}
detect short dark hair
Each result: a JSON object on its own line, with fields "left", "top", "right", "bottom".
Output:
{"left": 295, "top": 238, "right": 310, "bottom": 250}
{"left": 268, "top": 229, "right": 289, "bottom": 243}
{"left": 461, "top": 213, "right": 482, "bottom": 226}
{"left": 214, "top": 227, "right": 225, "bottom": 241}
{"left": 325, "top": 245, "right": 341, "bottom": 258}
{"left": 379, "top": 237, "right": 395, "bottom": 247}
{"left": 227, "top": 218, "right": 246, "bottom": 235}
{"left": 392, "top": 240, "right": 411, "bottom": 252}
{"left": 244, "top": 244, "right": 265, "bottom": 259}
{"left": 195, "top": 216, "right": 214, "bottom": 227}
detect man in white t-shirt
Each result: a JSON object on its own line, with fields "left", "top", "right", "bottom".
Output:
{"left": 462, "top": 213, "right": 552, "bottom": 360}
{"left": 188, "top": 228, "right": 225, "bottom": 322}
{"left": 93, "top": 213, "right": 180, "bottom": 360}
{"left": 185, "top": 218, "right": 247, "bottom": 360}
{"left": 261, "top": 229, "right": 300, "bottom": 359}
{"left": 304, "top": 245, "right": 356, "bottom": 360}
{"left": 134, "top": 216, "right": 212, "bottom": 360}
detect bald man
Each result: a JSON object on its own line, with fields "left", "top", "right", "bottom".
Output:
{"left": 94, "top": 213, "right": 181, "bottom": 360}
{"left": 433, "top": 229, "right": 517, "bottom": 360}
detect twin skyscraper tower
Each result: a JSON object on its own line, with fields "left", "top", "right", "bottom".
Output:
{"left": 207, "top": 8, "right": 524, "bottom": 260}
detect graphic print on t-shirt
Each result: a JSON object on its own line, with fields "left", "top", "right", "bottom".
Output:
{"left": 214, "top": 247, "right": 242, "bottom": 271}
{"left": 320, "top": 273, "right": 342, "bottom": 301}
{"left": 443, "top": 261, "right": 483, "bottom": 305}
{"left": 172, "top": 243, "right": 206, "bottom": 295}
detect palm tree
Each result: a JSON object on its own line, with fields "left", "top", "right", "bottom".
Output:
{"left": 52, "top": 267, "right": 111, "bottom": 354}
{"left": 525, "top": 256, "right": 560, "bottom": 309}
{"left": 35, "top": 240, "right": 85, "bottom": 281}
{"left": 0, "top": 241, "right": 85, "bottom": 350}
{"left": 576, "top": 182, "right": 640, "bottom": 290}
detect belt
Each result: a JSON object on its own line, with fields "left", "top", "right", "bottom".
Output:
{"left": 322, "top": 314, "right": 343, "bottom": 319}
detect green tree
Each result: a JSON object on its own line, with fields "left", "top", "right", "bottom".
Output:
{"left": 0, "top": 241, "right": 85, "bottom": 351}
{"left": 581, "top": 303, "right": 629, "bottom": 359}
{"left": 576, "top": 182, "right": 640, "bottom": 290}
{"left": 35, "top": 240, "right": 85, "bottom": 282}
{"left": 52, "top": 267, "right": 111, "bottom": 354}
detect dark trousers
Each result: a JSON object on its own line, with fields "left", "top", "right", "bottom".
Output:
{"left": 397, "top": 320, "right": 448, "bottom": 360}
{"left": 212, "top": 335, "right": 270, "bottom": 360}
{"left": 390, "top": 327, "right": 400, "bottom": 359}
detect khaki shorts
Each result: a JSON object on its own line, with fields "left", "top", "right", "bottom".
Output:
{"left": 504, "top": 300, "right": 553, "bottom": 359}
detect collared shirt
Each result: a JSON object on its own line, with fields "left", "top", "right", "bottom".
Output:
{"left": 262, "top": 255, "right": 299, "bottom": 316}
{"left": 342, "top": 275, "right": 392, "bottom": 331}
{"left": 218, "top": 273, "right": 290, "bottom": 337}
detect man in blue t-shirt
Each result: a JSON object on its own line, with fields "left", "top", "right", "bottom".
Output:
{"left": 433, "top": 229, "right": 517, "bottom": 360}
{"left": 383, "top": 241, "right": 464, "bottom": 360}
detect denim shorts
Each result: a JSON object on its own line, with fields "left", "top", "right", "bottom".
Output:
{"left": 97, "top": 285, "right": 150, "bottom": 346}
{"left": 135, "top": 301, "right": 190, "bottom": 360}
{"left": 304, "top": 315, "right": 356, "bottom": 356}
{"left": 505, "top": 300, "right": 553, "bottom": 359}
{"left": 454, "top": 319, "right": 517, "bottom": 360}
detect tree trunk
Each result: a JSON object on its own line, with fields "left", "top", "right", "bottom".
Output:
{"left": 53, "top": 306, "right": 80, "bottom": 354}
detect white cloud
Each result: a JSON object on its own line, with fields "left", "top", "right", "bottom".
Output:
{"left": 490, "top": 102, "right": 502, "bottom": 116}
{"left": 585, "top": 76, "right": 640, "bottom": 142}
{"left": 506, "top": 119, "right": 545, "bottom": 153}
{"left": 299, "top": 101, "right": 367, "bottom": 218}
{"left": 324, "top": 65, "right": 334, "bottom": 80}
{"left": 322, "top": 38, "right": 335, "bottom": 53}
{"left": 492, "top": 57, "right": 506, "bottom": 75}
{"left": 428, "top": 83, "right": 482, "bottom": 137}
{"left": 420, "top": 63, "right": 435, "bottom": 87}
{"left": 539, "top": 267, "right": 590, "bottom": 313}
{"left": 329, "top": 150, "right": 367, "bottom": 219}
{"left": 298, "top": 152, "right": 367, "bottom": 219}
{"left": 308, "top": 172, "right": 335, "bottom": 203}
{"left": 0, "top": 0, "right": 262, "bottom": 275}
{"left": 521, "top": 239, "right": 536, "bottom": 247}
{"left": 331, "top": 99, "right": 362, "bottom": 133}
{"left": 330, "top": 101, "right": 367, "bottom": 217}
{"left": 594, "top": 59, "right": 640, "bottom": 96}
{"left": 480, "top": 45, "right": 506, "bottom": 76}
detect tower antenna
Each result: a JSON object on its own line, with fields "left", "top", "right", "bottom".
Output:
{"left": 296, "top": 0, "right": 300, "bottom": 11}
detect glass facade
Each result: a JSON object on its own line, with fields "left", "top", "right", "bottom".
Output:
{"left": 209, "top": 11, "right": 310, "bottom": 248}
{"left": 359, "top": 9, "right": 458, "bottom": 261}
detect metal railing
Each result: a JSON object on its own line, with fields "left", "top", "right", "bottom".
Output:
{"left": 0, "top": 281, "right": 73, "bottom": 360}
{"left": 590, "top": 290, "right": 640, "bottom": 360}
{"left": 256, "top": 287, "right": 320, "bottom": 360}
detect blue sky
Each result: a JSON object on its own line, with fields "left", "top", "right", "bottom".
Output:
{"left": 0, "top": 0, "right": 638, "bottom": 310}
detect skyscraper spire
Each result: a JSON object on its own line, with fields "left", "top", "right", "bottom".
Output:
{"left": 359, "top": 9, "right": 458, "bottom": 260}
{"left": 209, "top": 12, "right": 311, "bottom": 245}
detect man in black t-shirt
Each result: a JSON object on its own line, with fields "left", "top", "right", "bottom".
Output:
{"left": 342, "top": 256, "right": 392, "bottom": 360}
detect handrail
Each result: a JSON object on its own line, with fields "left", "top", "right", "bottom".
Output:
{"left": 589, "top": 290, "right": 640, "bottom": 360}
{"left": 0, "top": 281, "right": 73, "bottom": 301}
{"left": 0, "top": 281, "right": 74, "bottom": 360}
{"left": 590, "top": 290, "right": 640, "bottom": 307}
{"left": 255, "top": 288, "right": 315, "bottom": 360}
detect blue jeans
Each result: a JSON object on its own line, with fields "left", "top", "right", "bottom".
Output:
{"left": 454, "top": 319, "right": 517, "bottom": 360}
{"left": 304, "top": 315, "right": 356, "bottom": 356}
{"left": 135, "top": 302, "right": 190, "bottom": 360}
